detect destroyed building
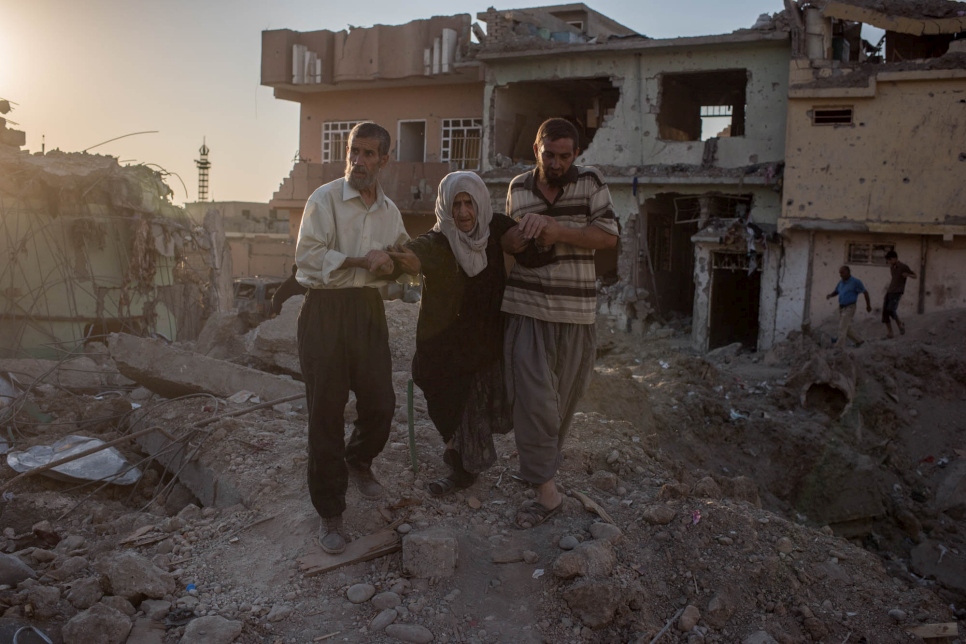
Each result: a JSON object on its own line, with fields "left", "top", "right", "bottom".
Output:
{"left": 260, "top": 13, "right": 486, "bottom": 238}
{"left": 185, "top": 200, "right": 294, "bottom": 280}
{"left": 261, "top": 2, "right": 966, "bottom": 353}
{"left": 0, "top": 147, "right": 231, "bottom": 357}
{"left": 475, "top": 5, "right": 791, "bottom": 351}
{"left": 774, "top": 0, "right": 966, "bottom": 339}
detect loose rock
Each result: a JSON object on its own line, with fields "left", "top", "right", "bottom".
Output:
{"left": 678, "top": 604, "right": 700, "bottom": 632}
{"left": 98, "top": 552, "right": 175, "bottom": 602}
{"left": 372, "top": 591, "right": 401, "bottom": 610}
{"left": 347, "top": 583, "right": 376, "bottom": 604}
{"left": 562, "top": 580, "right": 622, "bottom": 628}
{"left": 62, "top": 603, "right": 132, "bottom": 644}
{"left": 385, "top": 623, "right": 434, "bottom": 643}
{"left": 0, "top": 553, "right": 36, "bottom": 586}
{"left": 179, "top": 615, "right": 243, "bottom": 644}
{"left": 589, "top": 522, "right": 622, "bottom": 544}
{"left": 640, "top": 505, "right": 676, "bottom": 525}
{"left": 370, "top": 608, "right": 398, "bottom": 631}
{"left": 559, "top": 535, "right": 579, "bottom": 550}
{"left": 67, "top": 576, "right": 104, "bottom": 609}
{"left": 552, "top": 540, "right": 616, "bottom": 579}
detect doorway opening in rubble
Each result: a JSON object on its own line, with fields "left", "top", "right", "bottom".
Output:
{"left": 640, "top": 194, "right": 698, "bottom": 317}
{"left": 657, "top": 70, "right": 747, "bottom": 142}
{"left": 708, "top": 252, "right": 761, "bottom": 351}
{"left": 491, "top": 77, "right": 620, "bottom": 162}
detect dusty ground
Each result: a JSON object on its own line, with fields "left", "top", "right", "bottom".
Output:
{"left": 0, "top": 300, "right": 964, "bottom": 643}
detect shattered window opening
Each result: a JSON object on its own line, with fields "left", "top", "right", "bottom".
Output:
{"left": 673, "top": 194, "right": 753, "bottom": 225}
{"left": 712, "top": 252, "right": 762, "bottom": 272}
{"left": 658, "top": 70, "right": 748, "bottom": 142}
{"left": 492, "top": 77, "right": 620, "bottom": 163}
{"left": 812, "top": 107, "right": 854, "bottom": 126}
{"left": 441, "top": 118, "right": 483, "bottom": 170}
{"left": 321, "top": 121, "right": 360, "bottom": 163}
{"left": 847, "top": 242, "right": 895, "bottom": 266}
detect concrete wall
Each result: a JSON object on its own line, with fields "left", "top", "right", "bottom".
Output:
{"left": 297, "top": 83, "right": 484, "bottom": 164}
{"left": 227, "top": 235, "right": 294, "bottom": 279}
{"left": 771, "top": 231, "right": 959, "bottom": 341}
{"left": 782, "top": 71, "right": 966, "bottom": 229}
{"left": 482, "top": 41, "right": 791, "bottom": 172}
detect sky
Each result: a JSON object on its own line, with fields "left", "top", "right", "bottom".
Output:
{"left": 1, "top": 0, "right": 783, "bottom": 205}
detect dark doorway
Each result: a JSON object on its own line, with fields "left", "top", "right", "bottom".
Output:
{"left": 640, "top": 194, "right": 698, "bottom": 317}
{"left": 708, "top": 252, "right": 761, "bottom": 350}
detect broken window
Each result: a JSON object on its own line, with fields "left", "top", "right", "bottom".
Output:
{"left": 886, "top": 32, "right": 954, "bottom": 62}
{"left": 812, "top": 107, "right": 854, "bottom": 126}
{"left": 658, "top": 70, "right": 747, "bottom": 142}
{"left": 441, "top": 118, "right": 483, "bottom": 170}
{"left": 492, "top": 77, "right": 620, "bottom": 162}
{"left": 321, "top": 121, "right": 360, "bottom": 163}
{"left": 397, "top": 120, "right": 426, "bottom": 163}
{"left": 847, "top": 241, "right": 895, "bottom": 266}
{"left": 672, "top": 194, "right": 753, "bottom": 225}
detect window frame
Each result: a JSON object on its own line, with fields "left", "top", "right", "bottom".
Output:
{"left": 846, "top": 241, "right": 895, "bottom": 266}
{"left": 321, "top": 121, "right": 361, "bottom": 163}
{"left": 441, "top": 118, "right": 484, "bottom": 171}
{"left": 811, "top": 106, "right": 854, "bottom": 126}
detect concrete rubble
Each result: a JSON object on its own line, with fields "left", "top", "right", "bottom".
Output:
{"left": 107, "top": 332, "right": 303, "bottom": 402}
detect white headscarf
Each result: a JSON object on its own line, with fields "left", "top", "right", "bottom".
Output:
{"left": 433, "top": 171, "right": 493, "bottom": 277}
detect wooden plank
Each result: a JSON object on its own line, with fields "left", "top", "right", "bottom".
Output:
{"left": 298, "top": 529, "right": 401, "bottom": 577}
{"left": 905, "top": 623, "right": 958, "bottom": 638}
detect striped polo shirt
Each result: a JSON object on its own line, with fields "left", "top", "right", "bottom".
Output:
{"left": 501, "top": 165, "right": 618, "bottom": 325}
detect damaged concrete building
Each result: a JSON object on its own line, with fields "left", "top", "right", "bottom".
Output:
{"left": 775, "top": 0, "right": 966, "bottom": 339}
{"left": 262, "top": 1, "right": 966, "bottom": 352}
{"left": 260, "top": 14, "right": 486, "bottom": 237}
{"left": 475, "top": 5, "right": 792, "bottom": 351}
{"left": 0, "top": 147, "right": 232, "bottom": 357}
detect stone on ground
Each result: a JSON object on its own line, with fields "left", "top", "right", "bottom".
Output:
{"left": 385, "top": 623, "right": 434, "bottom": 643}
{"left": 98, "top": 552, "right": 174, "bottom": 601}
{"left": 346, "top": 583, "right": 376, "bottom": 604}
{"left": 589, "top": 522, "right": 622, "bottom": 543}
{"left": 0, "top": 552, "right": 36, "bottom": 586}
{"left": 552, "top": 539, "right": 616, "bottom": 579}
{"left": 140, "top": 598, "right": 171, "bottom": 620}
{"left": 402, "top": 530, "right": 458, "bottom": 578}
{"left": 640, "top": 505, "right": 676, "bottom": 525}
{"left": 369, "top": 608, "right": 398, "bottom": 631}
{"left": 743, "top": 631, "right": 779, "bottom": 644}
{"left": 62, "top": 603, "right": 132, "bottom": 644}
{"left": 678, "top": 604, "right": 700, "bottom": 632}
{"left": 67, "top": 576, "right": 104, "bottom": 609}
{"left": 179, "top": 615, "right": 243, "bottom": 644}
{"left": 371, "top": 591, "right": 401, "bottom": 610}
{"left": 562, "top": 580, "right": 622, "bottom": 628}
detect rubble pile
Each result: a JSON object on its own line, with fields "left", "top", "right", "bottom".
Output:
{"left": 0, "top": 301, "right": 963, "bottom": 642}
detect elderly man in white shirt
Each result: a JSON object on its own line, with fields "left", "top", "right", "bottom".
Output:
{"left": 295, "top": 122, "right": 409, "bottom": 554}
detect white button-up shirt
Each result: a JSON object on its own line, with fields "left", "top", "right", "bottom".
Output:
{"left": 295, "top": 178, "right": 409, "bottom": 289}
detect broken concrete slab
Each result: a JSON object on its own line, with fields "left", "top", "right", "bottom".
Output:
{"left": 245, "top": 295, "right": 302, "bottom": 376}
{"left": 108, "top": 333, "right": 304, "bottom": 402}
{"left": 910, "top": 539, "right": 966, "bottom": 595}
{"left": 0, "top": 357, "right": 133, "bottom": 393}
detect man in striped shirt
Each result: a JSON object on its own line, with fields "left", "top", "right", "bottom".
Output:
{"left": 501, "top": 118, "right": 619, "bottom": 528}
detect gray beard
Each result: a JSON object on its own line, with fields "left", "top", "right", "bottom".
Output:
{"left": 346, "top": 171, "right": 376, "bottom": 191}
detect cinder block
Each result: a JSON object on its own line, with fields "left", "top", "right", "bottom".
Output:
{"left": 402, "top": 530, "right": 458, "bottom": 578}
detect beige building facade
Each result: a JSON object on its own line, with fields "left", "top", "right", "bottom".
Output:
{"left": 261, "top": 15, "right": 486, "bottom": 238}
{"left": 774, "top": 0, "right": 966, "bottom": 342}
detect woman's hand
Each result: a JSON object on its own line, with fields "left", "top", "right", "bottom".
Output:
{"left": 386, "top": 245, "right": 421, "bottom": 275}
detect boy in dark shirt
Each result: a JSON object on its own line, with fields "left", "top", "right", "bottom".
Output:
{"left": 883, "top": 250, "right": 916, "bottom": 338}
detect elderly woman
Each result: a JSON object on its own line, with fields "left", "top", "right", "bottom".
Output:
{"left": 388, "top": 172, "right": 515, "bottom": 496}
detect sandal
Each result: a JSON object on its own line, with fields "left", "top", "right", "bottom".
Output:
{"left": 427, "top": 471, "right": 476, "bottom": 497}
{"left": 515, "top": 499, "right": 562, "bottom": 529}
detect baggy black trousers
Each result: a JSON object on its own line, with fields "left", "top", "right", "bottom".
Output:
{"left": 297, "top": 288, "right": 395, "bottom": 518}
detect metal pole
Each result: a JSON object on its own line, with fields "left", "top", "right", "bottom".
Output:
{"left": 407, "top": 379, "right": 418, "bottom": 474}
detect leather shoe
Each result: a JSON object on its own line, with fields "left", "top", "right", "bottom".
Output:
{"left": 319, "top": 516, "right": 346, "bottom": 554}
{"left": 347, "top": 465, "right": 384, "bottom": 500}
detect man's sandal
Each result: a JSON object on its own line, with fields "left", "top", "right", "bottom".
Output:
{"left": 515, "top": 499, "right": 562, "bottom": 529}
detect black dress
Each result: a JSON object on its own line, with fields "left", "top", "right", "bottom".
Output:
{"left": 406, "top": 214, "right": 515, "bottom": 473}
